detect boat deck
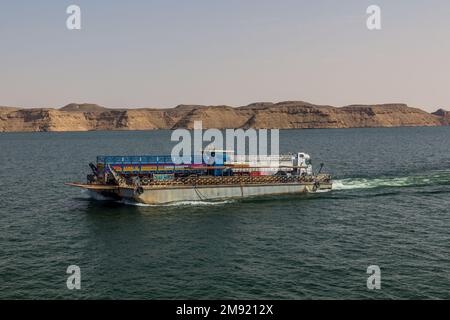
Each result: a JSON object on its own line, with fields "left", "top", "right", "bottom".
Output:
{"left": 67, "top": 174, "right": 331, "bottom": 190}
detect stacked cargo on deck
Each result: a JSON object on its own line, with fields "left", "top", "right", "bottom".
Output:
{"left": 95, "top": 151, "right": 313, "bottom": 180}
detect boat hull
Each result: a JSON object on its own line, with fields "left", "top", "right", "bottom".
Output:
{"left": 70, "top": 181, "right": 332, "bottom": 204}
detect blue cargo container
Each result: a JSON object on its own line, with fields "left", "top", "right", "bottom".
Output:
{"left": 96, "top": 154, "right": 227, "bottom": 175}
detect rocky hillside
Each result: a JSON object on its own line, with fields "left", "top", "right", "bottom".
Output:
{"left": 0, "top": 102, "right": 446, "bottom": 132}
{"left": 432, "top": 109, "right": 450, "bottom": 125}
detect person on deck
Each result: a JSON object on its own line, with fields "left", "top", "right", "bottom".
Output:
{"left": 207, "top": 152, "right": 216, "bottom": 176}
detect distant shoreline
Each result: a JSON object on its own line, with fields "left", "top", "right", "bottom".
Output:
{"left": 1, "top": 126, "right": 450, "bottom": 135}
{"left": 1, "top": 101, "right": 448, "bottom": 132}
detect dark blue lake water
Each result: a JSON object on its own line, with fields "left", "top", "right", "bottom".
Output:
{"left": 1, "top": 127, "right": 450, "bottom": 299}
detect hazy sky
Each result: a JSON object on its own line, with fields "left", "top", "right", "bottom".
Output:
{"left": 1, "top": 0, "right": 449, "bottom": 111}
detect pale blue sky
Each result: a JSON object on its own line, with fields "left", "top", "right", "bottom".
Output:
{"left": 0, "top": 0, "right": 449, "bottom": 111}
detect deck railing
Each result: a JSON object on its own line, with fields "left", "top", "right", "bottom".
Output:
{"left": 125, "top": 174, "right": 332, "bottom": 187}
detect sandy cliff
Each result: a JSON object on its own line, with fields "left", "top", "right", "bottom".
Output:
{"left": 0, "top": 102, "right": 446, "bottom": 132}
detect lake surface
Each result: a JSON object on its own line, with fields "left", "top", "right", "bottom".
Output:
{"left": 1, "top": 127, "right": 450, "bottom": 299}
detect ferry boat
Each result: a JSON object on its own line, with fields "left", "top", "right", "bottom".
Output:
{"left": 66, "top": 150, "right": 332, "bottom": 204}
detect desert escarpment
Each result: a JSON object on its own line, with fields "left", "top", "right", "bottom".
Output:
{"left": 0, "top": 102, "right": 447, "bottom": 132}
